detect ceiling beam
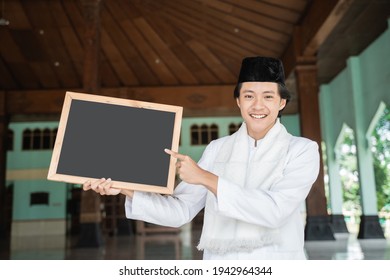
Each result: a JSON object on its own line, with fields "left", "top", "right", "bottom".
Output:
{"left": 81, "top": 0, "right": 102, "bottom": 93}
{"left": 6, "top": 86, "right": 238, "bottom": 117}
{"left": 282, "top": 0, "right": 355, "bottom": 76}
{"left": 5, "top": 86, "right": 298, "bottom": 118}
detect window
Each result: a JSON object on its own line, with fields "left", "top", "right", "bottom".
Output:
{"left": 30, "top": 192, "right": 49, "bottom": 206}
{"left": 51, "top": 128, "right": 58, "bottom": 148}
{"left": 210, "top": 124, "right": 218, "bottom": 140}
{"left": 43, "top": 128, "right": 51, "bottom": 149}
{"left": 191, "top": 124, "right": 200, "bottom": 145}
{"left": 32, "top": 128, "right": 41, "bottom": 149}
{"left": 229, "top": 123, "right": 241, "bottom": 135}
{"left": 22, "top": 127, "right": 58, "bottom": 150}
{"left": 22, "top": 129, "right": 32, "bottom": 150}
{"left": 191, "top": 124, "right": 219, "bottom": 145}
{"left": 200, "top": 124, "right": 208, "bottom": 144}
{"left": 7, "top": 129, "right": 14, "bottom": 151}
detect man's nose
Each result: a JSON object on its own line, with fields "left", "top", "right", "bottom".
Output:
{"left": 253, "top": 97, "right": 265, "bottom": 109}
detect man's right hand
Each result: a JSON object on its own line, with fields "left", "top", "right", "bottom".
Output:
{"left": 83, "top": 178, "right": 121, "bottom": 196}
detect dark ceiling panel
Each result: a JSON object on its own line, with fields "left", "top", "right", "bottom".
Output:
{"left": 11, "top": 29, "right": 47, "bottom": 62}
{"left": 317, "top": 0, "right": 390, "bottom": 83}
{"left": 0, "top": 56, "right": 18, "bottom": 89}
{"left": 1, "top": 0, "right": 389, "bottom": 117}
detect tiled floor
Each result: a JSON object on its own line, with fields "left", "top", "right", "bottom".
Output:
{"left": 305, "top": 233, "right": 390, "bottom": 260}
{"left": 2, "top": 225, "right": 390, "bottom": 260}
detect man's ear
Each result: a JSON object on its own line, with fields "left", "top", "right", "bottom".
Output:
{"left": 279, "top": 98, "right": 286, "bottom": 110}
{"left": 236, "top": 98, "right": 241, "bottom": 109}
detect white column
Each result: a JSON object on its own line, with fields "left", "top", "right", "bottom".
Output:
{"left": 347, "top": 57, "right": 384, "bottom": 238}
{"left": 320, "top": 85, "right": 348, "bottom": 233}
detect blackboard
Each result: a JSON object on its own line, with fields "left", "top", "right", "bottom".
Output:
{"left": 48, "top": 92, "right": 182, "bottom": 194}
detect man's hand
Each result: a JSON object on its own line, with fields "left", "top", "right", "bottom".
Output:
{"left": 165, "top": 149, "right": 218, "bottom": 195}
{"left": 83, "top": 178, "right": 129, "bottom": 196}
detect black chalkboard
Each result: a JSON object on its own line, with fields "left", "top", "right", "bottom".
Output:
{"left": 48, "top": 92, "right": 182, "bottom": 194}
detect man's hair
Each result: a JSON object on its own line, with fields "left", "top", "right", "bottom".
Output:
{"left": 234, "top": 83, "right": 291, "bottom": 118}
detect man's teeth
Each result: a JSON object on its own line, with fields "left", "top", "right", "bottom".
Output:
{"left": 250, "top": 114, "right": 266, "bottom": 119}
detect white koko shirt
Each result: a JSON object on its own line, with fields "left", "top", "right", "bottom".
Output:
{"left": 125, "top": 133, "right": 320, "bottom": 260}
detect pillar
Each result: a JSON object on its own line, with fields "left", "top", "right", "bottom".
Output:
{"left": 347, "top": 57, "right": 384, "bottom": 239}
{"left": 320, "top": 85, "right": 349, "bottom": 233}
{"left": 77, "top": 0, "right": 104, "bottom": 247}
{"left": 294, "top": 57, "right": 335, "bottom": 240}
{"left": 0, "top": 90, "right": 10, "bottom": 258}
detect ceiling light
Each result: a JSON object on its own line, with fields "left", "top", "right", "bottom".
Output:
{"left": 0, "top": 18, "right": 9, "bottom": 26}
{"left": 0, "top": 0, "right": 9, "bottom": 26}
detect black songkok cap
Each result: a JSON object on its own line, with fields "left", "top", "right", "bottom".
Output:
{"left": 237, "top": 56, "right": 286, "bottom": 85}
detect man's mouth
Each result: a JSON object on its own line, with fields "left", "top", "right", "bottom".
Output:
{"left": 250, "top": 114, "right": 267, "bottom": 119}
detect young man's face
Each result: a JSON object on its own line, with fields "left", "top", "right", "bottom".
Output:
{"left": 236, "top": 82, "right": 286, "bottom": 140}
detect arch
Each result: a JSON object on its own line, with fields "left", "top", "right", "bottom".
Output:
{"left": 210, "top": 124, "right": 219, "bottom": 141}
{"left": 335, "top": 123, "right": 361, "bottom": 232}
{"left": 200, "top": 124, "right": 208, "bottom": 144}
{"left": 7, "top": 129, "right": 14, "bottom": 151}
{"left": 190, "top": 124, "right": 220, "bottom": 145}
{"left": 32, "top": 128, "right": 42, "bottom": 150}
{"left": 51, "top": 128, "right": 58, "bottom": 148}
{"left": 368, "top": 102, "right": 390, "bottom": 220}
{"left": 229, "top": 123, "right": 240, "bottom": 135}
{"left": 367, "top": 101, "right": 387, "bottom": 138}
{"left": 42, "top": 128, "right": 51, "bottom": 149}
{"left": 190, "top": 124, "right": 200, "bottom": 145}
{"left": 22, "top": 129, "right": 32, "bottom": 150}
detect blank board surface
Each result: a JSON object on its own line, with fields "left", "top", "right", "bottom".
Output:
{"left": 48, "top": 92, "right": 182, "bottom": 194}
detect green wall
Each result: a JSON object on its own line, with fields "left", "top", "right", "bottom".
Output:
{"left": 319, "top": 19, "right": 390, "bottom": 216}
{"left": 179, "top": 114, "right": 300, "bottom": 162}
{"left": 320, "top": 19, "right": 390, "bottom": 146}
{"left": 11, "top": 180, "right": 67, "bottom": 220}
{"left": 7, "top": 122, "right": 57, "bottom": 169}
{"left": 179, "top": 116, "right": 242, "bottom": 162}
{"left": 7, "top": 122, "right": 68, "bottom": 221}
{"left": 7, "top": 114, "right": 301, "bottom": 221}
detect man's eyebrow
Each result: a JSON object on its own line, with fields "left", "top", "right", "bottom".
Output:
{"left": 241, "top": 89, "right": 276, "bottom": 94}
{"left": 242, "top": 89, "right": 256, "bottom": 93}
{"left": 262, "top": 90, "right": 276, "bottom": 94}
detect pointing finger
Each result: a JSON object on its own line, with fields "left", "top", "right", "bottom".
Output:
{"left": 164, "top": 149, "right": 186, "bottom": 161}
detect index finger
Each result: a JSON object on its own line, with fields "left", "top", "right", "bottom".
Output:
{"left": 164, "top": 149, "right": 186, "bottom": 160}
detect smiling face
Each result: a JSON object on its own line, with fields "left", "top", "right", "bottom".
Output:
{"left": 236, "top": 82, "right": 286, "bottom": 140}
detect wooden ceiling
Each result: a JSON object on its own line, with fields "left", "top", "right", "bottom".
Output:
{"left": 0, "top": 0, "right": 390, "bottom": 118}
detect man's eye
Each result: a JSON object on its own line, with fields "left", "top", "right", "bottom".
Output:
{"left": 265, "top": 95, "right": 274, "bottom": 99}
{"left": 244, "top": 95, "right": 253, "bottom": 99}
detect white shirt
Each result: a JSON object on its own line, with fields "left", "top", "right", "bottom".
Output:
{"left": 125, "top": 134, "right": 319, "bottom": 259}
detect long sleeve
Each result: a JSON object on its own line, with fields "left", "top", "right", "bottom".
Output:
{"left": 124, "top": 143, "right": 218, "bottom": 227}
{"left": 216, "top": 138, "right": 319, "bottom": 229}
{"left": 125, "top": 182, "right": 207, "bottom": 227}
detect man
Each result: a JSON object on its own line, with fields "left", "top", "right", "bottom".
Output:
{"left": 83, "top": 56, "right": 320, "bottom": 259}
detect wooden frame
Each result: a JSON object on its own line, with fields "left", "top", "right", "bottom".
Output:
{"left": 48, "top": 91, "right": 182, "bottom": 194}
